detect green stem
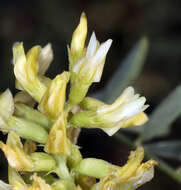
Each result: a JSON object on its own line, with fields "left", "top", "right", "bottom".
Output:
{"left": 114, "top": 133, "right": 181, "bottom": 184}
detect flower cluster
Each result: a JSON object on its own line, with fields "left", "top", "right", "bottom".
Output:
{"left": 0, "top": 13, "right": 157, "bottom": 190}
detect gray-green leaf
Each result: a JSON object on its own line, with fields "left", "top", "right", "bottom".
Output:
{"left": 145, "top": 141, "right": 181, "bottom": 161}
{"left": 142, "top": 85, "right": 181, "bottom": 141}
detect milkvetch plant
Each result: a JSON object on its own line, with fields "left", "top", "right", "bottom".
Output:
{"left": 0, "top": 13, "right": 157, "bottom": 190}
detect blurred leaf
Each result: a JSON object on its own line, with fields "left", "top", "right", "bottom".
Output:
{"left": 145, "top": 141, "right": 181, "bottom": 161}
{"left": 100, "top": 37, "right": 148, "bottom": 103}
{"left": 142, "top": 85, "right": 181, "bottom": 141}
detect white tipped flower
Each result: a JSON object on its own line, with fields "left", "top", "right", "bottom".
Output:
{"left": 68, "top": 32, "right": 112, "bottom": 107}
{"left": 72, "top": 32, "right": 112, "bottom": 83}
{"left": 70, "top": 86, "right": 148, "bottom": 136}
{"left": 98, "top": 86, "right": 149, "bottom": 135}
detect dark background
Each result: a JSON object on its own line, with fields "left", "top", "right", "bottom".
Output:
{"left": 0, "top": 0, "right": 181, "bottom": 189}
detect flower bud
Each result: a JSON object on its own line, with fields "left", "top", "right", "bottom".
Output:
{"left": 74, "top": 158, "right": 112, "bottom": 178}
{"left": 67, "top": 144, "right": 82, "bottom": 169}
{"left": 69, "top": 12, "right": 87, "bottom": 70}
{"left": 7, "top": 116, "right": 48, "bottom": 143}
{"left": 38, "top": 72, "right": 69, "bottom": 120}
{"left": 15, "top": 103, "right": 52, "bottom": 130}
{"left": 52, "top": 179, "right": 76, "bottom": 190}
{"left": 30, "top": 152, "right": 56, "bottom": 172}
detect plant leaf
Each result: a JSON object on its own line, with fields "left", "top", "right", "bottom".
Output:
{"left": 145, "top": 141, "right": 181, "bottom": 161}
{"left": 142, "top": 85, "right": 181, "bottom": 141}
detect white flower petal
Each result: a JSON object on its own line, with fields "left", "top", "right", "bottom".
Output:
{"left": 120, "top": 97, "right": 146, "bottom": 119}
{"left": 92, "top": 39, "right": 112, "bottom": 65}
{"left": 132, "top": 167, "right": 154, "bottom": 189}
{"left": 38, "top": 43, "right": 53, "bottom": 75}
{"left": 86, "top": 32, "right": 98, "bottom": 58}
{"left": 93, "top": 59, "right": 105, "bottom": 82}
{"left": 97, "top": 86, "right": 134, "bottom": 114}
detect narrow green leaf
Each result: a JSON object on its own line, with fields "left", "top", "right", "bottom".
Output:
{"left": 101, "top": 37, "right": 148, "bottom": 103}
{"left": 142, "top": 85, "right": 181, "bottom": 141}
{"left": 145, "top": 141, "right": 181, "bottom": 160}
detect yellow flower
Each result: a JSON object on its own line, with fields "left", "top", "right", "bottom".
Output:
{"left": 44, "top": 112, "right": 70, "bottom": 155}
{"left": 38, "top": 72, "right": 69, "bottom": 120}
{"left": 95, "top": 147, "right": 157, "bottom": 190}
{"left": 13, "top": 43, "right": 47, "bottom": 103}
{"left": 0, "top": 132, "right": 55, "bottom": 172}
{"left": 0, "top": 132, "right": 33, "bottom": 171}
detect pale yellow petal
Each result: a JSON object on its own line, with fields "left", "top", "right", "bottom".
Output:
{"left": 38, "top": 72, "right": 69, "bottom": 119}
{"left": 29, "top": 174, "right": 53, "bottom": 190}
{"left": 122, "top": 112, "right": 148, "bottom": 128}
{"left": 0, "top": 132, "right": 33, "bottom": 171}
{"left": 0, "top": 89, "right": 14, "bottom": 121}
{"left": 71, "top": 12, "right": 87, "bottom": 58}
{"left": 44, "top": 113, "right": 70, "bottom": 155}
{"left": 12, "top": 181, "right": 27, "bottom": 190}
{"left": 13, "top": 43, "right": 47, "bottom": 102}
{"left": 38, "top": 43, "right": 53, "bottom": 75}
{"left": 111, "top": 147, "right": 144, "bottom": 183}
